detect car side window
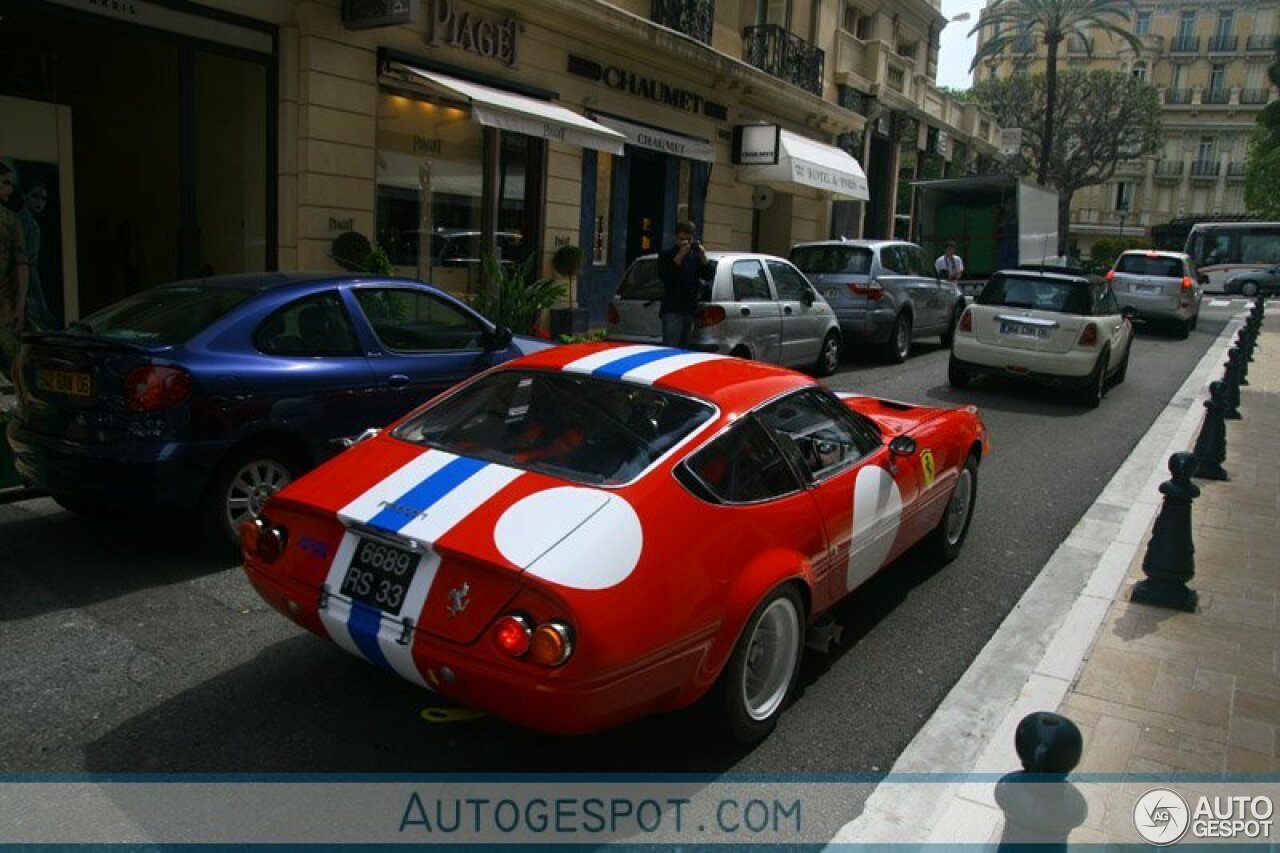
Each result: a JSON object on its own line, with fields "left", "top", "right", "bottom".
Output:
{"left": 354, "top": 288, "right": 486, "bottom": 352}
{"left": 756, "top": 388, "right": 880, "bottom": 481}
{"left": 766, "top": 260, "right": 810, "bottom": 301}
{"left": 682, "top": 416, "right": 802, "bottom": 504}
{"left": 879, "top": 246, "right": 902, "bottom": 275}
{"left": 255, "top": 292, "right": 362, "bottom": 357}
{"left": 913, "top": 247, "right": 935, "bottom": 277}
{"left": 732, "top": 259, "right": 772, "bottom": 302}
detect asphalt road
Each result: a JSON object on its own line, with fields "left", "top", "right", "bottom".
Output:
{"left": 0, "top": 301, "right": 1239, "bottom": 788}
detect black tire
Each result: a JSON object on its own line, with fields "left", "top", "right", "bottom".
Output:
{"left": 201, "top": 445, "right": 300, "bottom": 555}
{"left": 1113, "top": 341, "right": 1131, "bottom": 384}
{"left": 716, "top": 585, "right": 806, "bottom": 745}
{"left": 927, "top": 453, "right": 978, "bottom": 564}
{"left": 947, "top": 356, "right": 971, "bottom": 389}
{"left": 1175, "top": 317, "right": 1192, "bottom": 339}
{"left": 813, "top": 331, "right": 841, "bottom": 377}
{"left": 882, "top": 313, "right": 912, "bottom": 364}
{"left": 940, "top": 303, "right": 962, "bottom": 349}
{"left": 1079, "top": 350, "right": 1109, "bottom": 409}
{"left": 1241, "top": 281, "right": 1259, "bottom": 298}
{"left": 1189, "top": 311, "right": 1199, "bottom": 332}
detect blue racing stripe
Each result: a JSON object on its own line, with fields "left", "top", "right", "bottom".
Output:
{"left": 366, "top": 455, "right": 489, "bottom": 533}
{"left": 591, "top": 347, "right": 685, "bottom": 379}
{"left": 347, "top": 601, "right": 392, "bottom": 671}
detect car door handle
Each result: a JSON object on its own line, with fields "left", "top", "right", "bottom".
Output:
{"left": 387, "top": 374, "right": 411, "bottom": 389}
{"left": 740, "top": 307, "right": 751, "bottom": 316}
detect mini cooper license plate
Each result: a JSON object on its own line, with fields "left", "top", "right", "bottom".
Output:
{"left": 36, "top": 369, "right": 91, "bottom": 397}
{"left": 999, "top": 321, "right": 1050, "bottom": 339}
{"left": 339, "top": 536, "right": 420, "bottom": 615}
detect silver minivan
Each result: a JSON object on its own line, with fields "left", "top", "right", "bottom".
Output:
{"left": 789, "top": 239, "right": 966, "bottom": 363}
{"left": 605, "top": 251, "right": 843, "bottom": 376}
{"left": 1107, "top": 249, "right": 1203, "bottom": 338}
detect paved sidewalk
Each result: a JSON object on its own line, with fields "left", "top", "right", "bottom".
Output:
{"left": 837, "top": 303, "right": 1278, "bottom": 845}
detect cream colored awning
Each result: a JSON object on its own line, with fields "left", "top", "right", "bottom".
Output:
{"left": 391, "top": 64, "right": 626, "bottom": 156}
{"left": 737, "top": 130, "right": 869, "bottom": 201}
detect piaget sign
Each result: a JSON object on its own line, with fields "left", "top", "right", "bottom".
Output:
{"left": 426, "top": 0, "right": 521, "bottom": 67}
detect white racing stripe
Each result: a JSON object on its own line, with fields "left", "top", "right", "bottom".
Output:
{"left": 620, "top": 351, "right": 727, "bottom": 384}
{"left": 560, "top": 345, "right": 662, "bottom": 375}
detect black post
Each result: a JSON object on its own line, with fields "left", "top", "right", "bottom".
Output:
{"left": 1131, "top": 452, "right": 1200, "bottom": 612}
{"left": 1232, "top": 336, "right": 1250, "bottom": 386}
{"left": 1192, "top": 381, "right": 1229, "bottom": 481}
{"left": 1222, "top": 349, "right": 1243, "bottom": 420}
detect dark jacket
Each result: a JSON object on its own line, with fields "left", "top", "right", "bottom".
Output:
{"left": 658, "top": 244, "right": 711, "bottom": 316}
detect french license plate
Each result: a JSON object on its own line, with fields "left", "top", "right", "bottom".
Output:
{"left": 1135, "top": 284, "right": 1162, "bottom": 294}
{"left": 999, "top": 321, "right": 1050, "bottom": 339}
{"left": 36, "top": 369, "right": 91, "bottom": 397}
{"left": 339, "top": 536, "right": 420, "bottom": 615}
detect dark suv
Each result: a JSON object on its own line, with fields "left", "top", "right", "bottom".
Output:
{"left": 789, "top": 239, "right": 965, "bottom": 362}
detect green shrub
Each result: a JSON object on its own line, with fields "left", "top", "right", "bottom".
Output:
{"left": 471, "top": 255, "right": 567, "bottom": 336}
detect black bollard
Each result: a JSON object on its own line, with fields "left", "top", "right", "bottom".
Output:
{"left": 1192, "top": 381, "right": 1230, "bottom": 481}
{"left": 995, "top": 713, "right": 1088, "bottom": 848}
{"left": 1232, "top": 337, "right": 1250, "bottom": 385}
{"left": 1238, "top": 322, "right": 1257, "bottom": 364}
{"left": 1132, "top": 452, "right": 1200, "bottom": 612}
{"left": 1222, "top": 349, "right": 1243, "bottom": 420}
{"left": 1015, "top": 712, "right": 1084, "bottom": 774}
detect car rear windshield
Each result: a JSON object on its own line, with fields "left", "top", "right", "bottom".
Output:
{"left": 1115, "top": 255, "right": 1183, "bottom": 278}
{"left": 393, "top": 370, "right": 715, "bottom": 486}
{"left": 978, "top": 274, "right": 1090, "bottom": 314}
{"left": 74, "top": 285, "right": 255, "bottom": 344}
{"left": 789, "top": 245, "right": 873, "bottom": 275}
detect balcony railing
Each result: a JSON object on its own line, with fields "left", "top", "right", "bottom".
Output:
{"left": 1190, "top": 160, "right": 1220, "bottom": 178}
{"left": 1247, "top": 35, "right": 1276, "bottom": 51}
{"left": 1240, "top": 88, "right": 1272, "bottom": 104}
{"left": 1228, "top": 162, "right": 1247, "bottom": 177}
{"left": 1170, "top": 35, "right": 1200, "bottom": 52}
{"left": 1202, "top": 87, "right": 1229, "bottom": 104}
{"left": 742, "top": 24, "right": 824, "bottom": 95}
{"left": 1208, "top": 34, "right": 1238, "bottom": 52}
{"left": 1155, "top": 160, "right": 1184, "bottom": 177}
{"left": 650, "top": 0, "right": 714, "bottom": 45}
{"left": 1166, "top": 87, "right": 1193, "bottom": 104}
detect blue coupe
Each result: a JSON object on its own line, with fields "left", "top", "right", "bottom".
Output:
{"left": 6, "top": 273, "right": 550, "bottom": 552}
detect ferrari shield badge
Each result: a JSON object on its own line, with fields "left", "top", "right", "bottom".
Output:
{"left": 920, "top": 449, "right": 936, "bottom": 488}
{"left": 447, "top": 581, "right": 471, "bottom": 617}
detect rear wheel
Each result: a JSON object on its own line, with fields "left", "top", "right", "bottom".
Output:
{"left": 813, "top": 332, "right": 841, "bottom": 377}
{"left": 1080, "top": 350, "right": 1109, "bottom": 409}
{"left": 716, "top": 585, "right": 805, "bottom": 744}
{"left": 948, "top": 356, "right": 971, "bottom": 388}
{"left": 201, "top": 445, "right": 299, "bottom": 555}
{"left": 927, "top": 453, "right": 978, "bottom": 564}
{"left": 883, "top": 314, "right": 912, "bottom": 364}
{"left": 1241, "top": 281, "right": 1259, "bottom": 298}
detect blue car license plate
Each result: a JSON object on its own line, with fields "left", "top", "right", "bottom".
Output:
{"left": 339, "top": 536, "right": 420, "bottom": 615}
{"left": 36, "top": 369, "right": 91, "bottom": 397}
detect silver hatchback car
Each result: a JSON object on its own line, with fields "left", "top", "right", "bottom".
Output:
{"left": 1106, "top": 249, "right": 1204, "bottom": 338}
{"left": 605, "top": 251, "right": 843, "bottom": 376}
{"left": 789, "top": 239, "right": 966, "bottom": 363}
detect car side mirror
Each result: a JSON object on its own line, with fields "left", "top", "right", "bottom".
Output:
{"left": 801, "top": 289, "right": 816, "bottom": 306}
{"left": 484, "top": 326, "right": 514, "bottom": 351}
{"left": 888, "top": 434, "right": 917, "bottom": 457}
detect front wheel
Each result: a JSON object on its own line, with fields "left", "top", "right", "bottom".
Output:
{"left": 716, "top": 585, "right": 806, "bottom": 745}
{"left": 1241, "top": 281, "right": 1259, "bottom": 298}
{"left": 927, "top": 453, "right": 979, "bottom": 564}
{"left": 882, "top": 314, "right": 912, "bottom": 364}
{"left": 814, "top": 332, "right": 841, "bottom": 377}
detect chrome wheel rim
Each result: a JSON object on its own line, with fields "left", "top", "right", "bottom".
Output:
{"left": 225, "top": 458, "right": 292, "bottom": 533}
{"left": 822, "top": 337, "right": 839, "bottom": 373}
{"left": 944, "top": 468, "right": 973, "bottom": 545}
{"left": 1243, "top": 282, "right": 1257, "bottom": 297}
{"left": 895, "top": 320, "right": 910, "bottom": 358}
{"left": 740, "top": 597, "right": 801, "bottom": 721}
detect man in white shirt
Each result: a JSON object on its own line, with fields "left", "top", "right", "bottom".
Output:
{"left": 935, "top": 241, "right": 965, "bottom": 282}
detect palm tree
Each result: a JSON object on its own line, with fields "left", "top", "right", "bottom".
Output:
{"left": 969, "top": 0, "right": 1144, "bottom": 184}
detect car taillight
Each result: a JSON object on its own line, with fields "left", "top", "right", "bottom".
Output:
{"left": 240, "top": 517, "right": 287, "bottom": 564}
{"left": 1181, "top": 277, "right": 1194, "bottom": 291}
{"left": 607, "top": 303, "right": 620, "bottom": 325}
{"left": 124, "top": 364, "right": 191, "bottom": 411}
{"left": 492, "top": 614, "right": 532, "bottom": 657}
{"left": 1105, "top": 270, "right": 1115, "bottom": 282}
{"left": 851, "top": 281, "right": 884, "bottom": 301}
{"left": 958, "top": 308, "right": 973, "bottom": 333}
{"left": 696, "top": 305, "right": 727, "bottom": 327}
{"left": 1078, "top": 323, "right": 1099, "bottom": 346}
{"left": 492, "top": 613, "right": 576, "bottom": 666}
{"left": 530, "top": 621, "right": 574, "bottom": 667}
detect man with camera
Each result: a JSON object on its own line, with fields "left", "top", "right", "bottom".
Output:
{"left": 657, "top": 221, "right": 711, "bottom": 348}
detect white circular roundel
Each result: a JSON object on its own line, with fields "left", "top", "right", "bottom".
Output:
{"left": 846, "top": 466, "right": 903, "bottom": 591}
{"left": 493, "top": 487, "right": 643, "bottom": 590}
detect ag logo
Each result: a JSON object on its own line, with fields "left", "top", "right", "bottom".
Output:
{"left": 1134, "top": 788, "right": 1190, "bottom": 845}
{"left": 920, "top": 449, "right": 936, "bottom": 488}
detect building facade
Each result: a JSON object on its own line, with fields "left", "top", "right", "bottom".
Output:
{"left": 974, "top": 0, "right": 1279, "bottom": 257}
{"left": 0, "top": 0, "right": 1002, "bottom": 327}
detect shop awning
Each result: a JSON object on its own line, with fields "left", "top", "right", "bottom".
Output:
{"left": 392, "top": 65, "right": 626, "bottom": 156}
{"left": 737, "top": 130, "right": 869, "bottom": 201}
{"left": 592, "top": 115, "right": 716, "bottom": 163}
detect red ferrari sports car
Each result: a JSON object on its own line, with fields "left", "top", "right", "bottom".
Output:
{"left": 242, "top": 343, "right": 988, "bottom": 743}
